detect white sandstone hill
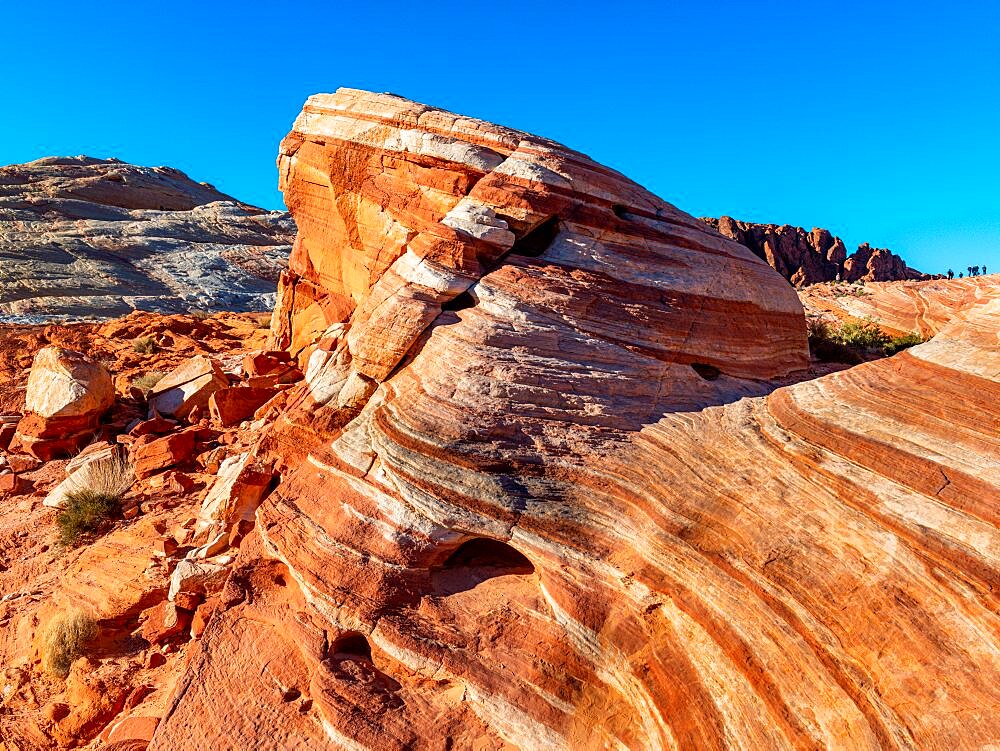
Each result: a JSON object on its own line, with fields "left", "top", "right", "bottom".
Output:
{"left": 0, "top": 156, "right": 295, "bottom": 322}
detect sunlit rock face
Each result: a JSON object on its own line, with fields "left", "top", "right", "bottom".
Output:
{"left": 800, "top": 274, "right": 1000, "bottom": 336}
{"left": 150, "top": 90, "right": 999, "bottom": 750}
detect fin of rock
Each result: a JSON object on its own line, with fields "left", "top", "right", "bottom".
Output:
{"left": 149, "top": 90, "right": 1000, "bottom": 750}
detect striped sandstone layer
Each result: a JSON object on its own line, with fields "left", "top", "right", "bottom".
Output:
{"left": 149, "top": 91, "right": 999, "bottom": 750}
{"left": 799, "top": 275, "right": 1000, "bottom": 336}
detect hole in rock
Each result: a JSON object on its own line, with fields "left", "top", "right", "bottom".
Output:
{"left": 691, "top": 363, "right": 721, "bottom": 381}
{"left": 274, "top": 574, "right": 286, "bottom": 587}
{"left": 441, "top": 290, "right": 476, "bottom": 312}
{"left": 431, "top": 538, "right": 535, "bottom": 596}
{"left": 331, "top": 632, "right": 373, "bottom": 661}
{"left": 508, "top": 215, "right": 561, "bottom": 258}
{"left": 612, "top": 204, "right": 632, "bottom": 220}
{"left": 281, "top": 687, "right": 301, "bottom": 702}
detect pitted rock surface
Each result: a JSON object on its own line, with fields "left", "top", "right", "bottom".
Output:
{"left": 145, "top": 91, "right": 1000, "bottom": 750}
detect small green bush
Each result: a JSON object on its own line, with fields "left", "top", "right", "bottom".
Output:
{"left": 807, "top": 316, "right": 927, "bottom": 362}
{"left": 56, "top": 489, "right": 123, "bottom": 547}
{"left": 883, "top": 332, "right": 925, "bottom": 355}
{"left": 42, "top": 610, "right": 98, "bottom": 677}
{"left": 837, "top": 319, "right": 890, "bottom": 350}
{"left": 131, "top": 336, "right": 156, "bottom": 354}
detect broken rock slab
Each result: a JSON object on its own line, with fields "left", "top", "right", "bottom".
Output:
{"left": 148, "top": 356, "right": 228, "bottom": 420}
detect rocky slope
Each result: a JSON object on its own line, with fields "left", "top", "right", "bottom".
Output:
{"left": 0, "top": 91, "right": 996, "bottom": 750}
{"left": 0, "top": 156, "right": 295, "bottom": 322}
{"left": 702, "top": 216, "right": 926, "bottom": 287}
{"left": 799, "top": 274, "right": 1000, "bottom": 336}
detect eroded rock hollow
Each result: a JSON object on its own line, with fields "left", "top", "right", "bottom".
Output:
{"left": 151, "top": 90, "right": 999, "bottom": 750}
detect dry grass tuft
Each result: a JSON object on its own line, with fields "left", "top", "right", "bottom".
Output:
{"left": 41, "top": 609, "right": 98, "bottom": 677}
{"left": 56, "top": 454, "right": 134, "bottom": 547}
{"left": 131, "top": 336, "right": 156, "bottom": 354}
{"left": 132, "top": 370, "right": 168, "bottom": 396}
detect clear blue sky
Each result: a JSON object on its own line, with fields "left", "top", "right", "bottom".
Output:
{"left": 3, "top": 1, "right": 998, "bottom": 275}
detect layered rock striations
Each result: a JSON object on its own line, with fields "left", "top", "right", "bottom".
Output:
{"left": 800, "top": 274, "right": 1000, "bottom": 336}
{"left": 702, "top": 216, "right": 926, "bottom": 287}
{"left": 142, "top": 91, "right": 1000, "bottom": 750}
{"left": 0, "top": 156, "right": 296, "bottom": 321}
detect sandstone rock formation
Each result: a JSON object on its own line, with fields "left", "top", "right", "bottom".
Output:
{"left": 142, "top": 90, "right": 999, "bottom": 749}
{"left": 0, "top": 156, "right": 295, "bottom": 322}
{"left": 12, "top": 347, "right": 115, "bottom": 459}
{"left": 702, "top": 216, "right": 926, "bottom": 287}
{"left": 1, "top": 91, "right": 997, "bottom": 750}
{"left": 800, "top": 274, "right": 1000, "bottom": 336}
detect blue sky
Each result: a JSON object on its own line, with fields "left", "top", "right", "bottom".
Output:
{"left": 2, "top": 1, "right": 998, "bottom": 274}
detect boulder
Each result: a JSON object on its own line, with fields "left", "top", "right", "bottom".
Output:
{"left": 131, "top": 429, "right": 197, "bottom": 479}
{"left": 242, "top": 350, "right": 293, "bottom": 378}
{"left": 43, "top": 445, "right": 131, "bottom": 509}
{"left": 208, "top": 387, "right": 279, "bottom": 427}
{"left": 12, "top": 347, "right": 114, "bottom": 459}
{"left": 140, "top": 602, "right": 190, "bottom": 645}
{"left": 190, "top": 596, "right": 220, "bottom": 639}
{"left": 167, "top": 559, "right": 229, "bottom": 601}
{"left": 148, "top": 356, "right": 228, "bottom": 420}
{"left": 192, "top": 453, "right": 272, "bottom": 546}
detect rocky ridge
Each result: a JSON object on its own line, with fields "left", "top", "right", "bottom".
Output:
{"left": 0, "top": 156, "right": 296, "bottom": 322}
{"left": 800, "top": 274, "right": 1000, "bottom": 336}
{"left": 0, "top": 91, "right": 996, "bottom": 750}
{"left": 702, "top": 215, "right": 926, "bottom": 287}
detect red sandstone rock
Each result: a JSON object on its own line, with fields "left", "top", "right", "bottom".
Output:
{"left": 140, "top": 601, "right": 191, "bottom": 645}
{"left": 106, "top": 715, "right": 160, "bottom": 744}
{"left": 132, "top": 429, "right": 196, "bottom": 479}
{"left": 129, "top": 417, "right": 179, "bottom": 437}
{"left": 242, "top": 350, "right": 293, "bottom": 377}
{"left": 0, "top": 472, "right": 19, "bottom": 495}
{"left": 208, "top": 386, "right": 278, "bottom": 427}
{"left": 12, "top": 347, "right": 114, "bottom": 459}
{"left": 0, "top": 414, "right": 18, "bottom": 450}
{"left": 190, "top": 596, "right": 219, "bottom": 639}
{"left": 703, "top": 216, "right": 926, "bottom": 287}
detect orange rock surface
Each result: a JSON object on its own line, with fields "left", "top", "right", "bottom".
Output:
{"left": 2, "top": 91, "right": 998, "bottom": 750}
{"left": 143, "top": 91, "right": 999, "bottom": 750}
{"left": 799, "top": 275, "right": 999, "bottom": 336}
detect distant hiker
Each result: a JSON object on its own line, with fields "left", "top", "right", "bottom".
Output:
{"left": 947, "top": 269, "right": 954, "bottom": 279}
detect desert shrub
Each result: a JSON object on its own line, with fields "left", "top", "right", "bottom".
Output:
{"left": 57, "top": 490, "right": 122, "bottom": 547}
{"left": 131, "top": 336, "right": 156, "bottom": 354}
{"left": 132, "top": 370, "right": 167, "bottom": 396}
{"left": 807, "top": 318, "right": 861, "bottom": 364}
{"left": 41, "top": 609, "right": 98, "bottom": 677}
{"left": 55, "top": 454, "right": 133, "bottom": 547}
{"left": 883, "top": 332, "right": 926, "bottom": 355}
{"left": 189, "top": 309, "right": 212, "bottom": 320}
{"left": 837, "top": 319, "right": 890, "bottom": 350}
